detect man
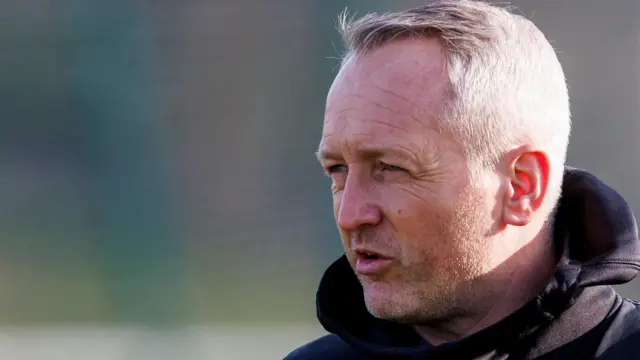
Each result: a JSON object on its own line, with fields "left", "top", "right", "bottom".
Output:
{"left": 285, "top": 1, "right": 640, "bottom": 359}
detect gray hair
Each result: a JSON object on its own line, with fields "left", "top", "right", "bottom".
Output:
{"left": 336, "top": 0, "right": 571, "bottom": 208}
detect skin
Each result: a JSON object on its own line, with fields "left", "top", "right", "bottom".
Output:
{"left": 316, "top": 37, "right": 558, "bottom": 345}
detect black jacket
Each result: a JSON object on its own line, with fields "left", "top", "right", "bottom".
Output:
{"left": 285, "top": 168, "right": 640, "bottom": 359}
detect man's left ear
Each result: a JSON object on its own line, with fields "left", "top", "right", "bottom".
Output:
{"left": 502, "top": 147, "right": 550, "bottom": 226}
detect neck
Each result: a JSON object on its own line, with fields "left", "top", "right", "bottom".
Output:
{"left": 414, "top": 231, "right": 558, "bottom": 345}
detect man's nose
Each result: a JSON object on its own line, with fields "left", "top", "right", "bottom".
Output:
{"left": 336, "top": 175, "right": 382, "bottom": 231}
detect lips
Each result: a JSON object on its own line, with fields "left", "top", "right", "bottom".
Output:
{"left": 354, "top": 249, "right": 393, "bottom": 275}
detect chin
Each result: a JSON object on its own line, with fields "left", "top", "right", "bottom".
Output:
{"left": 362, "top": 281, "right": 455, "bottom": 324}
{"left": 364, "top": 298, "right": 421, "bottom": 324}
{"left": 362, "top": 281, "right": 413, "bottom": 321}
{"left": 363, "top": 298, "right": 395, "bottom": 320}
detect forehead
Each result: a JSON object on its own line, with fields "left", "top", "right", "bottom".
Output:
{"left": 322, "top": 37, "right": 450, "bottom": 153}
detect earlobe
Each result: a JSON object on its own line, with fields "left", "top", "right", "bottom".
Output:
{"left": 501, "top": 148, "right": 550, "bottom": 227}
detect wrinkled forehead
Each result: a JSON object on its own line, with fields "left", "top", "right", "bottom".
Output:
{"left": 328, "top": 38, "right": 447, "bottom": 105}
{"left": 322, "top": 38, "right": 450, "bottom": 148}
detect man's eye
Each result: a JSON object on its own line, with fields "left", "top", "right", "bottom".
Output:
{"left": 380, "top": 163, "right": 406, "bottom": 172}
{"left": 326, "top": 164, "right": 348, "bottom": 174}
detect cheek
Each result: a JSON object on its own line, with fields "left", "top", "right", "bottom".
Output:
{"left": 385, "top": 192, "right": 456, "bottom": 258}
{"left": 386, "top": 189, "right": 448, "bottom": 236}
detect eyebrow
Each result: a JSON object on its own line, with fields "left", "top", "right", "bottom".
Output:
{"left": 315, "top": 145, "right": 414, "bottom": 163}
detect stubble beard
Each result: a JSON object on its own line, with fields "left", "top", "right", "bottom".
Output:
{"left": 362, "top": 187, "right": 493, "bottom": 326}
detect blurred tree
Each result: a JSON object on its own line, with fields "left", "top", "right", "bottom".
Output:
{"left": 55, "top": 0, "right": 186, "bottom": 324}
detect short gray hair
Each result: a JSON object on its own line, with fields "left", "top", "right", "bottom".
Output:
{"left": 337, "top": 0, "right": 571, "bottom": 208}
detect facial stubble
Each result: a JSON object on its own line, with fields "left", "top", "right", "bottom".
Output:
{"left": 362, "top": 186, "right": 494, "bottom": 325}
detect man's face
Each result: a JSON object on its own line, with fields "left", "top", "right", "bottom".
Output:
{"left": 317, "top": 38, "right": 500, "bottom": 323}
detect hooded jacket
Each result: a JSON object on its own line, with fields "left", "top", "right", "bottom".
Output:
{"left": 285, "top": 168, "right": 640, "bottom": 359}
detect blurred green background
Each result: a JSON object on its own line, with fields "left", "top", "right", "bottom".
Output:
{"left": 2, "top": 0, "right": 640, "bottom": 358}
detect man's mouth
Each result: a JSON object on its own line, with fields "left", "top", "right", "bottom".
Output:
{"left": 355, "top": 250, "right": 393, "bottom": 275}
{"left": 355, "top": 248, "right": 390, "bottom": 259}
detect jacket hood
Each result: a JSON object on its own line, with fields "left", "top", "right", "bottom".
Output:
{"left": 315, "top": 167, "right": 640, "bottom": 359}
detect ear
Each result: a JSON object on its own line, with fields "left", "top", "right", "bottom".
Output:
{"left": 502, "top": 147, "right": 550, "bottom": 227}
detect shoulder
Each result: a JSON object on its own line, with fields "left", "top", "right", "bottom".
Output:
{"left": 596, "top": 298, "right": 640, "bottom": 359}
{"left": 613, "top": 298, "right": 640, "bottom": 330}
{"left": 283, "top": 334, "right": 366, "bottom": 360}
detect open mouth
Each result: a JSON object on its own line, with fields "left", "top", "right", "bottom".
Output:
{"left": 356, "top": 250, "right": 388, "bottom": 261}
{"left": 355, "top": 250, "right": 392, "bottom": 275}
